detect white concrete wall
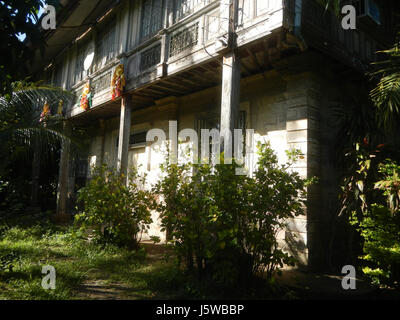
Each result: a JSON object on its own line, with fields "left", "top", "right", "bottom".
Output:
{"left": 85, "top": 70, "right": 313, "bottom": 258}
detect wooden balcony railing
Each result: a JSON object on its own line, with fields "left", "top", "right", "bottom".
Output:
{"left": 285, "top": 0, "right": 380, "bottom": 71}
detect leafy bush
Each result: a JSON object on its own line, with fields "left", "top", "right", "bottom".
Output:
{"left": 0, "top": 250, "right": 21, "bottom": 271}
{"left": 75, "top": 165, "right": 153, "bottom": 248}
{"left": 0, "top": 177, "right": 28, "bottom": 216}
{"left": 349, "top": 157, "right": 400, "bottom": 287}
{"left": 154, "top": 142, "right": 309, "bottom": 286}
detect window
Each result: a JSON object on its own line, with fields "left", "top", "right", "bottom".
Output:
{"left": 53, "top": 62, "right": 63, "bottom": 87}
{"left": 93, "top": 18, "right": 116, "bottom": 72}
{"left": 256, "top": 0, "right": 269, "bottom": 16}
{"left": 74, "top": 40, "right": 90, "bottom": 84}
{"left": 141, "top": 0, "right": 164, "bottom": 41}
{"left": 130, "top": 131, "right": 148, "bottom": 147}
{"left": 196, "top": 111, "right": 246, "bottom": 163}
{"left": 238, "top": 0, "right": 252, "bottom": 23}
{"left": 350, "top": 0, "right": 381, "bottom": 25}
{"left": 173, "top": 0, "right": 210, "bottom": 22}
{"left": 75, "top": 157, "right": 89, "bottom": 179}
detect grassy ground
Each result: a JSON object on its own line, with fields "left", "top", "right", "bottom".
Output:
{"left": 2, "top": 215, "right": 400, "bottom": 300}
{"left": 0, "top": 213, "right": 291, "bottom": 300}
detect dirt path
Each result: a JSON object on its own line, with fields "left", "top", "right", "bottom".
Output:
{"left": 77, "top": 280, "right": 140, "bottom": 300}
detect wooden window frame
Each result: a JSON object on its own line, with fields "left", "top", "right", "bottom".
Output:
{"left": 140, "top": 0, "right": 165, "bottom": 41}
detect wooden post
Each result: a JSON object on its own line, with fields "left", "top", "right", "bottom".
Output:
{"left": 117, "top": 95, "right": 132, "bottom": 177}
{"left": 220, "top": 0, "right": 240, "bottom": 158}
{"left": 56, "top": 121, "right": 71, "bottom": 221}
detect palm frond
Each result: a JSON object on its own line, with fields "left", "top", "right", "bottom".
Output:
{"left": 0, "top": 81, "right": 83, "bottom": 166}
{"left": 370, "top": 40, "right": 400, "bottom": 132}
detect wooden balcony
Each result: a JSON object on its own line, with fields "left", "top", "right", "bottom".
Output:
{"left": 284, "top": 0, "right": 391, "bottom": 73}
{"left": 65, "top": 0, "right": 286, "bottom": 121}
{"left": 64, "top": 0, "right": 395, "bottom": 123}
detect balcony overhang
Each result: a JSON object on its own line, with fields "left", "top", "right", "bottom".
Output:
{"left": 32, "top": 0, "right": 118, "bottom": 75}
{"left": 68, "top": 29, "right": 301, "bottom": 126}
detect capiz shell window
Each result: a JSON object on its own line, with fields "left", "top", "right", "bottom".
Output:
{"left": 141, "top": 0, "right": 164, "bottom": 40}
{"left": 173, "top": 0, "right": 212, "bottom": 22}
{"left": 93, "top": 17, "right": 116, "bottom": 72}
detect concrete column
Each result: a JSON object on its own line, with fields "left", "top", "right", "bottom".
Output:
{"left": 220, "top": 51, "right": 241, "bottom": 158}
{"left": 117, "top": 95, "right": 132, "bottom": 177}
{"left": 56, "top": 121, "right": 72, "bottom": 219}
{"left": 284, "top": 72, "right": 322, "bottom": 270}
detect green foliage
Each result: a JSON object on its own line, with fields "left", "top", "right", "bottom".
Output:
{"left": 0, "top": 214, "right": 299, "bottom": 300}
{"left": 0, "top": 0, "right": 61, "bottom": 97}
{"left": 154, "top": 142, "right": 309, "bottom": 286}
{"left": 0, "top": 81, "right": 75, "bottom": 161}
{"left": 0, "top": 250, "right": 21, "bottom": 272}
{"left": 0, "top": 218, "right": 148, "bottom": 300}
{"left": 349, "top": 158, "right": 400, "bottom": 287}
{"left": 0, "top": 81, "right": 78, "bottom": 214}
{"left": 370, "top": 36, "right": 400, "bottom": 134}
{"left": 339, "top": 141, "right": 382, "bottom": 222}
{"left": 75, "top": 165, "right": 153, "bottom": 249}
{"left": 341, "top": 141, "right": 400, "bottom": 287}
{"left": 0, "top": 178, "right": 27, "bottom": 216}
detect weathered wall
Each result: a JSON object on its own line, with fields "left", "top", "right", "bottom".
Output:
{"left": 83, "top": 52, "right": 359, "bottom": 270}
{"left": 84, "top": 67, "right": 312, "bottom": 260}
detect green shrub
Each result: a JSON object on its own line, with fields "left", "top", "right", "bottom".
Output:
{"left": 154, "top": 142, "right": 309, "bottom": 286}
{"left": 75, "top": 165, "right": 153, "bottom": 248}
{"left": 350, "top": 158, "right": 400, "bottom": 287}
{"left": 0, "top": 178, "right": 27, "bottom": 216}
{"left": 0, "top": 250, "right": 21, "bottom": 271}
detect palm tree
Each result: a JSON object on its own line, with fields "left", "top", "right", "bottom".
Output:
{"left": 0, "top": 81, "right": 78, "bottom": 212}
{"left": 370, "top": 36, "right": 400, "bottom": 135}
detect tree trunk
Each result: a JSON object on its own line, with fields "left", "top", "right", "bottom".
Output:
{"left": 30, "top": 137, "right": 41, "bottom": 210}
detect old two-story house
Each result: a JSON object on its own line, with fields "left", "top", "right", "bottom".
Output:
{"left": 32, "top": 0, "right": 397, "bottom": 270}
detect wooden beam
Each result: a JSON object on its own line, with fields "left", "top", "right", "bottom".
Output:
{"left": 191, "top": 67, "right": 221, "bottom": 83}
{"left": 176, "top": 75, "right": 204, "bottom": 88}
{"left": 240, "top": 59, "right": 253, "bottom": 76}
{"left": 220, "top": 51, "right": 240, "bottom": 158}
{"left": 132, "top": 94, "right": 154, "bottom": 102}
{"left": 263, "top": 39, "right": 271, "bottom": 67}
{"left": 162, "top": 78, "right": 192, "bottom": 91}
{"left": 246, "top": 47, "right": 263, "bottom": 72}
{"left": 151, "top": 83, "right": 185, "bottom": 95}
{"left": 142, "top": 87, "right": 169, "bottom": 96}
